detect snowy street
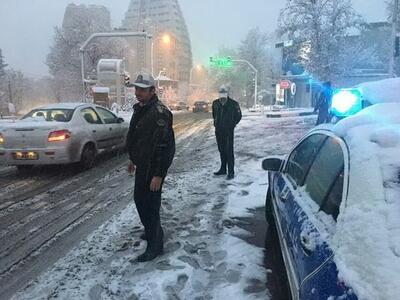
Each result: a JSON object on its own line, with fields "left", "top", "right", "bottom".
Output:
{"left": 0, "top": 112, "right": 314, "bottom": 299}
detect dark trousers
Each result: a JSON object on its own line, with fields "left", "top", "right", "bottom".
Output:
{"left": 215, "top": 128, "right": 235, "bottom": 174}
{"left": 134, "top": 167, "right": 164, "bottom": 250}
{"left": 316, "top": 107, "right": 330, "bottom": 125}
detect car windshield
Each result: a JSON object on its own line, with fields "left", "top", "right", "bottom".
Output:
{"left": 195, "top": 102, "right": 207, "bottom": 106}
{"left": 22, "top": 109, "right": 74, "bottom": 122}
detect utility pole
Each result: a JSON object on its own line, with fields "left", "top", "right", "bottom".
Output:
{"left": 232, "top": 59, "right": 258, "bottom": 108}
{"left": 389, "top": 0, "right": 399, "bottom": 77}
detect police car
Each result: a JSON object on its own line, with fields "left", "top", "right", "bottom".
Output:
{"left": 262, "top": 79, "right": 400, "bottom": 300}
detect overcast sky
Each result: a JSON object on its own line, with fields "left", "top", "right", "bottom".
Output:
{"left": 0, "top": 0, "right": 387, "bottom": 78}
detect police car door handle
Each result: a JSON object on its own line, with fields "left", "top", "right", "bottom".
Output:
{"left": 300, "top": 233, "right": 314, "bottom": 256}
{"left": 92, "top": 130, "right": 97, "bottom": 133}
{"left": 280, "top": 187, "right": 290, "bottom": 202}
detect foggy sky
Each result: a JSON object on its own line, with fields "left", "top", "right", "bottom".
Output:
{"left": 0, "top": 0, "right": 387, "bottom": 78}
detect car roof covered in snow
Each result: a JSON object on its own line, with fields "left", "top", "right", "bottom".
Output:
{"left": 33, "top": 102, "right": 90, "bottom": 110}
{"left": 357, "top": 77, "right": 400, "bottom": 105}
{"left": 309, "top": 103, "right": 400, "bottom": 300}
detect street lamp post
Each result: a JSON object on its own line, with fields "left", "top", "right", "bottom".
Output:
{"left": 389, "top": 0, "right": 399, "bottom": 77}
{"left": 79, "top": 31, "right": 152, "bottom": 101}
{"left": 232, "top": 59, "right": 258, "bottom": 107}
{"left": 189, "top": 64, "right": 203, "bottom": 86}
{"left": 151, "top": 33, "right": 171, "bottom": 78}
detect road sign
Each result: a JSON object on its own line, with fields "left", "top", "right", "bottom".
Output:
{"left": 290, "top": 83, "right": 297, "bottom": 95}
{"left": 280, "top": 80, "right": 291, "bottom": 89}
{"left": 209, "top": 56, "right": 233, "bottom": 69}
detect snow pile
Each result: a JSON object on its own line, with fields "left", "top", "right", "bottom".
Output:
{"left": 358, "top": 78, "right": 400, "bottom": 105}
{"left": 331, "top": 103, "right": 400, "bottom": 299}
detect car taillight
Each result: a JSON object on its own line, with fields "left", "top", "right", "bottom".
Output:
{"left": 48, "top": 130, "right": 71, "bottom": 142}
{"left": 0, "top": 133, "right": 4, "bottom": 145}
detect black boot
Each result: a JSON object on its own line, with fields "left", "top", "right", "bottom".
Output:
{"left": 136, "top": 243, "right": 163, "bottom": 262}
{"left": 226, "top": 173, "right": 234, "bottom": 180}
{"left": 214, "top": 169, "right": 227, "bottom": 175}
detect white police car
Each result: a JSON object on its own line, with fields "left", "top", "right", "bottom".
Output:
{"left": 262, "top": 80, "right": 400, "bottom": 299}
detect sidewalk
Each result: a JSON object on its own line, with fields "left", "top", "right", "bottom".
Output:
{"left": 265, "top": 107, "right": 316, "bottom": 118}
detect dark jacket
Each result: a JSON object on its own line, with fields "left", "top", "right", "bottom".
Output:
{"left": 314, "top": 87, "right": 332, "bottom": 111}
{"left": 126, "top": 95, "right": 175, "bottom": 178}
{"left": 212, "top": 97, "right": 242, "bottom": 130}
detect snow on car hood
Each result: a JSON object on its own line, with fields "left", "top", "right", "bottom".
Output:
{"left": 331, "top": 103, "right": 400, "bottom": 299}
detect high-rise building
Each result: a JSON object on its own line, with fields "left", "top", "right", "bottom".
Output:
{"left": 122, "top": 0, "right": 192, "bottom": 90}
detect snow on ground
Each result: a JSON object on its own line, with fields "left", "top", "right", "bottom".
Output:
{"left": 13, "top": 113, "right": 314, "bottom": 300}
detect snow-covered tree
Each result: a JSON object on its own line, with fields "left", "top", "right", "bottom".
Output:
{"left": 210, "top": 29, "right": 280, "bottom": 107}
{"left": 46, "top": 4, "right": 126, "bottom": 102}
{"left": 278, "top": 0, "right": 361, "bottom": 81}
{"left": 0, "top": 49, "right": 7, "bottom": 79}
{"left": 3, "top": 69, "right": 24, "bottom": 112}
{"left": 238, "top": 28, "right": 275, "bottom": 107}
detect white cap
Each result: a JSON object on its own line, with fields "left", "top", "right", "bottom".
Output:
{"left": 132, "top": 73, "right": 155, "bottom": 88}
{"left": 218, "top": 85, "right": 228, "bottom": 94}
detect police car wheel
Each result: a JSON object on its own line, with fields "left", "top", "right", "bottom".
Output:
{"left": 265, "top": 187, "right": 274, "bottom": 225}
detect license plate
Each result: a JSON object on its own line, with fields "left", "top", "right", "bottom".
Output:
{"left": 13, "top": 151, "right": 39, "bottom": 160}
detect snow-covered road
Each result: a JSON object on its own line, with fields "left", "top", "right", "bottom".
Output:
{"left": 1, "top": 112, "right": 315, "bottom": 299}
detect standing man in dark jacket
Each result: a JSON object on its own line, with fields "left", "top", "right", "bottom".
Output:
{"left": 314, "top": 81, "right": 332, "bottom": 125}
{"left": 212, "top": 85, "right": 242, "bottom": 180}
{"left": 126, "top": 73, "right": 175, "bottom": 262}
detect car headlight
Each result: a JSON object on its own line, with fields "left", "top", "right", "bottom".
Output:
{"left": 0, "top": 133, "right": 4, "bottom": 145}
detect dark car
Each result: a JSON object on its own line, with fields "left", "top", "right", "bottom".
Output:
{"left": 192, "top": 101, "right": 209, "bottom": 113}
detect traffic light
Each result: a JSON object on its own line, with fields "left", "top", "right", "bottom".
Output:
{"left": 124, "top": 73, "right": 130, "bottom": 86}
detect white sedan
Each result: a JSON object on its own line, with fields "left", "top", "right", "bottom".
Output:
{"left": 0, "top": 103, "right": 129, "bottom": 171}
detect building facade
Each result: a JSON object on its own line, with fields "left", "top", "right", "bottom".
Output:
{"left": 121, "top": 0, "right": 192, "bottom": 102}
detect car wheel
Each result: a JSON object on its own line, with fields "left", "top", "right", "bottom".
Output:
{"left": 79, "top": 143, "right": 96, "bottom": 170}
{"left": 265, "top": 186, "right": 275, "bottom": 225}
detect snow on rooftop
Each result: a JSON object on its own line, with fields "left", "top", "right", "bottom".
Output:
{"left": 333, "top": 103, "right": 400, "bottom": 138}
{"left": 358, "top": 77, "right": 400, "bottom": 105}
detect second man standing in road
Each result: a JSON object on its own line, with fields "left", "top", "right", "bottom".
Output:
{"left": 212, "top": 85, "right": 242, "bottom": 180}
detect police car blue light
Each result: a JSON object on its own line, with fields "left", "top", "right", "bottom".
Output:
{"left": 330, "top": 89, "right": 363, "bottom": 117}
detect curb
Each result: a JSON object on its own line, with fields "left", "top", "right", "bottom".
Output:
{"left": 266, "top": 111, "right": 316, "bottom": 118}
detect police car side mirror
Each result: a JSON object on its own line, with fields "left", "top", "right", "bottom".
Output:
{"left": 117, "top": 117, "right": 124, "bottom": 123}
{"left": 262, "top": 157, "right": 283, "bottom": 172}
